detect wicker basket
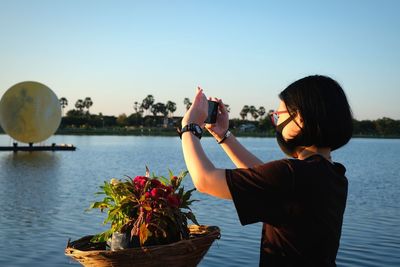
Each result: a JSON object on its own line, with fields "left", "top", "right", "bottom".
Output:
{"left": 65, "top": 225, "right": 220, "bottom": 267}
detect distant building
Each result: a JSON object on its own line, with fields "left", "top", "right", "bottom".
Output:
{"left": 239, "top": 123, "right": 256, "bottom": 132}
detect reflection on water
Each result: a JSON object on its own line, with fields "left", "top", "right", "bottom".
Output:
{"left": 0, "top": 136, "right": 399, "bottom": 267}
{"left": 0, "top": 152, "right": 63, "bottom": 266}
{"left": 0, "top": 152, "right": 61, "bottom": 221}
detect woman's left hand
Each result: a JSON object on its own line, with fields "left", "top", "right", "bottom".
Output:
{"left": 181, "top": 87, "right": 208, "bottom": 127}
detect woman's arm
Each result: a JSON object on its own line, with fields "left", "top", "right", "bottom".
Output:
{"left": 217, "top": 133, "right": 263, "bottom": 168}
{"left": 181, "top": 132, "right": 231, "bottom": 199}
{"left": 181, "top": 88, "right": 232, "bottom": 199}
{"left": 206, "top": 98, "right": 263, "bottom": 168}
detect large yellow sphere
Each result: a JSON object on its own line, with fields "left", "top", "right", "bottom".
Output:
{"left": 0, "top": 81, "right": 61, "bottom": 143}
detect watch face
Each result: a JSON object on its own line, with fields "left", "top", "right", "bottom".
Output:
{"left": 194, "top": 125, "right": 202, "bottom": 134}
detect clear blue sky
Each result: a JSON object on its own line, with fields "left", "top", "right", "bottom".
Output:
{"left": 1, "top": 0, "right": 399, "bottom": 120}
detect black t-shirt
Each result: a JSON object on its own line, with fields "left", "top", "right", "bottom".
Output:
{"left": 225, "top": 155, "right": 348, "bottom": 267}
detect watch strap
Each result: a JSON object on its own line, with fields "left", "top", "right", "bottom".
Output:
{"left": 217, "top": 130, "right": 231, "bottom": 144}
{"left": 178, "top": 123, "right": 203, "bottom": 139}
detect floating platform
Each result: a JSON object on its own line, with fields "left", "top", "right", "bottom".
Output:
{"left": 0, "top": 143, "right": 76, "bottom": 152}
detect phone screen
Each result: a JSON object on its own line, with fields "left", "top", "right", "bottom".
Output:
{"left": 205, "top": 100, "right": 219, "bottom": 124}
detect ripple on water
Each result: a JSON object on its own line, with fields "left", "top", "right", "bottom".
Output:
{"left": 0, "top": 136, "right": 399, "bottom": 266}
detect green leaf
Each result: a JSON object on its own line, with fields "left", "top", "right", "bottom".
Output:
{"left": 178, "top": 187, "right": 184, "bottom": 197}
{"left": 158, "top": 176, "right": 170, "bottom": 185}
{"left": 88, "top": 201, "right": 109, "bottom": 210}
{"left": 179, "top": 170, "right": 189, "bottom": 178}
{"left": 102, "top": 182, "right": 112, "bottom": 196}
{"left": 90, "top": 229, "right": 113, "bottom": 243}
{"left": 123, "top": 175, "right": 132, "bottom": 180}
{"left": 168, "top": 169, "right": 174, "bottom": 179}
{"left": 185, "top": 212, "right": 199, "bottom": 225}
{"left": 182, "top": 188, "right": 196, "bottom": 202}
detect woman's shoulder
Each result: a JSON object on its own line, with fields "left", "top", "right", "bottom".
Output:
{"left": 255, "top": 158, "right": 298, "bottom": 170}
{"left": 255, "top": 155, "right": 346, "bottom": 175}
{"left": 250, "top": 158, "right": 298, "bottom": 178}
{"left": 276, "top": 155, "right": 348, "bottom": 179}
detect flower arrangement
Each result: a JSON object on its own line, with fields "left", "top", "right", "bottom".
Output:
{"left": 88, "top": 167, "right": 199, "bottom": 247}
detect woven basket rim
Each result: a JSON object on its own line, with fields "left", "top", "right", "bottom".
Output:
{"left": 65, "top": 225, "right": 220, "bottom": 256}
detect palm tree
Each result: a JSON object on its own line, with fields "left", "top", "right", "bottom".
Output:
{"left": 150, "top": 105, "right": 158, "bottom": 117}
{"left": 240, "top": 105, "right": 250, "bottom": 120}
{"left": 160, "top": 103, "right": 168, "bottom": 117}
{"left": 240, "top": 111, "right": 246, "bottom": 120}
{"left": 83, "top": 97, "right": 93, "bottom": 113}
{"left": 252, "top": 111, "right": 259, "bottom": 120}
{"left": 133, "top": 101, "right": 139, "bottom": 113}
{"left": 258, "top": 106, "right": 266, "bottom": 119}
{"left": 184, "top": 98, "right": 192, "bottom": 111}
{"left": 75, "top": 99, "right": 84, "bottom": 112}
{"left": 152, "top": 103, "right": 167, "bottom": 117}
{"left": 59, "top": 97, "right": 68, "bottom": 116}
{"left": 141, "top": 95, "right": 155, "bottom": 115}
{"left": 166, "top": 101, "right": 177, "bottom": 117}
{"left": 249, "top": 105, "right": 258, "bottom": 120}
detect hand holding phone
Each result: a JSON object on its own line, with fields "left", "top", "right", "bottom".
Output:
{"left": 204, "top": 100, "right": 219, "bottom": 124}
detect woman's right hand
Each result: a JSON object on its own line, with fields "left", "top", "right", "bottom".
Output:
{"left": 205, "top": 98, "right": 230, "bottom": 141}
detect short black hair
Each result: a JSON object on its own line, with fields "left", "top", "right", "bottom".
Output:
{"left": 279, "top": 75, "right": 353, "bottom": 151}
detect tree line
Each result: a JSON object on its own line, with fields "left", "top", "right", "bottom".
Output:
{"left": 57, "top": 95, "right": 400, "bottom": 137}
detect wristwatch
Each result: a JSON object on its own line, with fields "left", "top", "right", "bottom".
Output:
{"left": 178, "top": 123, "right": 203, "bottom": 139}
{"left": 217, "top": 130, "right": 232, "bottom": 144}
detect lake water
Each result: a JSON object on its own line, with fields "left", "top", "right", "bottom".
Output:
{"left": 0, "top": 135, "right": 399, "bottom": 267}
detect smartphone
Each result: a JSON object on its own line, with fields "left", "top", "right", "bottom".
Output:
{"left": 205, "top": 100, "right": 219, "bottom": 124}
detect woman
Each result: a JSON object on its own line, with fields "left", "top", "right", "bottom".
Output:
{"left": 179, "top": 75, "right": 353, "bottom": 267}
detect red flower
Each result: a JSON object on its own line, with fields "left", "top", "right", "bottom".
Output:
{"left": 133, "top": 176, "right": 148, "bottom": 189}
{"left": 164, "top": 185, "right": 173, "bottom": 194}
{"left": 134, "top": 176, "right": 147, "bottom": 182}
{"left": 145, "top": 192, "right": 151, "bottom": 198}
{"left": 151, "top": 179, "right": 161, "bottom": 187}
{"left": 167, "top": 194, "right": 180, "bottom": 208}
{"left": 150, "top": 188, "right": 161, "bottom": 199}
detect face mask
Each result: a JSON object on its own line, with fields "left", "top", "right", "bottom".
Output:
{"left": 275, "top": 116, "right": 304, "bottom": 158}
